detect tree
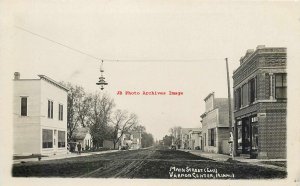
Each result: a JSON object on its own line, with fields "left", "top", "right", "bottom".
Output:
{"left": 109, "top": 109, "right": 138, "bottom": 149}
{"left": 86, "top": 93, "right": 115, "bottom": 148}
{"left": 141, "top": 132, "right": 154, "bottom": 148}
{"left": 170, "top": 126, "right": 182, "bottom": 148}
{"left": 162, "top": 135, "right": 172, "bottom": 146}
{"left": 61, "top": 82, "right": 87, "bottom": 142}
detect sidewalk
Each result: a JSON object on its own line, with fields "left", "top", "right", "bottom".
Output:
{"left": 13, "top": 150, "right": 119, "bottom": 164}
{"left": 179, "top": 149, "right": 286, "bottom": 171}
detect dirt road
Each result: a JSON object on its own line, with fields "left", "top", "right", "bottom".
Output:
{"left": 12, "top": 146, "right": 286, "bottom": 179}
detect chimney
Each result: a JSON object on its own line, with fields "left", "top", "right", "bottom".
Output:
{"left": 14, "top": 72, "right": 20, "bottom": 80}
{"left": 256, "top": 45, "right": 265, "bottom": 49}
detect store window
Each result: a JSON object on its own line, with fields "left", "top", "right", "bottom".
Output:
{"left": 251, "top": 126, "right": 259, "bottom": 150}
{"left": 58, "top": 131, "right": 65, "bottom": 148}
{"left": 42, "top": 129, "right": 53, "bottom": 148}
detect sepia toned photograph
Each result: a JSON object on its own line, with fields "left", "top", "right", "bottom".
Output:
{"left": 0, "top": 0, "right": 300, "bottom": 185}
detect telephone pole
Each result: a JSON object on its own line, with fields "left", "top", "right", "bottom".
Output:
{"left": 226, "top": 58, "right": 234, "bottom": 159}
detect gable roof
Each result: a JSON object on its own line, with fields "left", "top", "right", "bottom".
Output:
{"left": 38, "top": 75, "right": 69, "bottom": 92}
{"left": 73, "top": 128, "right": 90, "bottom": 140}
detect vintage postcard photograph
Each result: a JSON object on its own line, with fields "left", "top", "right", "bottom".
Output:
{"left": 0, "top": 0, "right": 300, "bottom": 186}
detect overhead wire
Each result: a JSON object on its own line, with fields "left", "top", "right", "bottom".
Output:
{"left": 15, "top": 25, "right": 225, "bottom": 63}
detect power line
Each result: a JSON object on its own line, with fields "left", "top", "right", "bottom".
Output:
{"left": 15, "top": 25, "right": 101, "bottom": 61}
{"left": 15, "top": 25, "right": 225, "bottom": 63}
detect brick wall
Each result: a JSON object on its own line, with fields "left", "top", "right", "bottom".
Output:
{"left": 258, "top": 102, "right": 287, "bottom": 159}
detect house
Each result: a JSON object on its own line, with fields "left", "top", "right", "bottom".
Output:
{"left": 180, "top": 128, "right": 195, "bottom": 149}
{"left": 13, "top": 72, "right": 68, "bottom": 155}
{"left": 200, "top": 92, "right": 232, "bottom": 155}
{"left": 233, "top": 45, "right": 287, "bottom": 159}
{"left": 119, "top": 130, "right": 142, "bottom": 150}
{"left": 72, "top": 127, "right": 93, "bottom": 151}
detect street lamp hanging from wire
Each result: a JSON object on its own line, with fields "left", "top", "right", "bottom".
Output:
{"left": 96, "top": 60, "right": 108, "bottom": 90}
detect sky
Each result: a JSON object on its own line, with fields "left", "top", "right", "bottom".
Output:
{"left": 3, "top": 0, "right": 300, "bottom": 140}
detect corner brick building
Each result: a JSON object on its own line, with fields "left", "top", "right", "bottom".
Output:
{"left": 233, "top": 45, "right": 287, "bottom": 159}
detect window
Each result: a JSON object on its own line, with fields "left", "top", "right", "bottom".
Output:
{"left": 58, "top": 131, "right": 65, "bottom": 148}
{"left": 42, "top": 129, "right": 53, "bottom": 148}
{"left": 208, "top": 128, "right": 216, "bottom": 146}
{"left": 21, "top": 97, "right": 27, "bottom": 116}
{"left": 275, "top": 74, "right": 287, "bottom": 99}
{"left": 234, "top": 88, "right": 241, "bottom": 110}
{"left": 48, "top": 100, "right": 53, "bottom": 118}
{"left": 251, "top": 125, "right": 259, "bottom": 150}
{"left": 249, "top": 78, "right": 256, "bottom": 104}
{"left": 204, "top": 133, "right": 206, "bottom": 146}
{"left": 58, "top": 104, "right": 63, "bottom": 121}
{"left": 242, "top": 83, "right": 248, "bottom": 107}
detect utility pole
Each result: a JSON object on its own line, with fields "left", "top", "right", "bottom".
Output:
{"left": 226, "top": 58, "right": 234, "bottom": 159}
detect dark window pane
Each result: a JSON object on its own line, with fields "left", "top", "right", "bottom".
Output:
{"left": 276, "top": 74, "right": 283, "bottom": 86}
{"left": 58, "top": 131, "right": 65, "bottom": 147}
{"left": 48, "top": 100, "right": 50, "bottom": 118}
{"left": 249, "top": 78, "right": 256, "bottom": 104}
{"left": 276, "top": 88, "right": 287, "bottom": 99}
{"left": 42, "top": 129, "right": 53, "bottom": 148}
{"left": 242, "top": 84, "right": 248, "bottom": 106}
{"left": 282, "top": 74, "right": 287, "bottom": 87}
{"left": 51, "top": 101, "right": 53, "bottom": 118}
{"left": 21, "top": 97, "right": 27, "bottom": 116}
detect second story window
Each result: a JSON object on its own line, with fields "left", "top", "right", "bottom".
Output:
{"left": 275, "top": 73, "right": 287, "bottom": 99}
{"left": 58, "top": 104, "right": 63, "bottom": 121}
{"left": 48, "top": 100, "right": 53, "bottom": 119}
{"left": 234, "top": 88, "right": 242, "bottom": 110}
{"left": 242, "top": 83, "right": 248, "bottom": 107}
{"left": 249, "top": 78, "right": 256, "bottom": 104}
{"left": 21, "top": 97, "right": 27, "bottom": 116}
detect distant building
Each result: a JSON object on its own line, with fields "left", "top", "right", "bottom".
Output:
{"left": 233, "top": 45, "right": 287, "bottom": 159}
{"left": 200, "top": 92, "right": 232, "bottom": 154}
{"left": 119, "top": 130, "right": 142, "bottom": 150}
{"left": 188, "top": 129, "right": 202, "bottom": 150}
{"left": 180, "top": 128, "right": 201, "bottom": 149}
{"left": 13, "top": 72, "right": 69, "bottom": 155}
{"left": 72, "top": 127, "right": 93, "bottom": 151}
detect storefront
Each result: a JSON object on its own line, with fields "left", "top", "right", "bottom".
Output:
{"left": 236, "top": 115, "right": 258, "bottom": 158}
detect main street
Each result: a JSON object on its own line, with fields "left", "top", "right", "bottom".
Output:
{"left": 13, "top": 146, "right": 286, "bottom": 179}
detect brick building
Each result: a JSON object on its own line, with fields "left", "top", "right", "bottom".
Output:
{"left": 233, "top": 45, "right": 287, "bottom": 159}
{"left": 200, "top": 92, "right": 232, "bottom": 154}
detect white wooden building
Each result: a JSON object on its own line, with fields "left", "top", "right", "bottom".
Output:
{"left": 13, "top": 72, "right": 69, "bottom": 155}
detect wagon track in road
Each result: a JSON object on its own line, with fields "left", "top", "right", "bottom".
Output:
{"left": 112, "top": 148, "right": 156, "bottom": 178}
{"left": 79, "top": 148, "right": 157, "bottom": 178}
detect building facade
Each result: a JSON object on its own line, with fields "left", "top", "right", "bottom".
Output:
{"left": 180, "top": 128, "right": 193, "bottom": 149}
{"left": 180, "top": 128, "right": 202, "bottom": 150}
{"left": 188, "top": 129, "right": 202, "bottom": 150}
{"left": 13, "top": 72, "right": 68, "bottom": 155}
{"left": 119, "top": 130, "right": 142, "bottom": 150}
{"left": 233, "top": 45, "right": 287, "bottom": 159}
{"left": 200, "top": 92, "right": 231, "bottom": 154}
